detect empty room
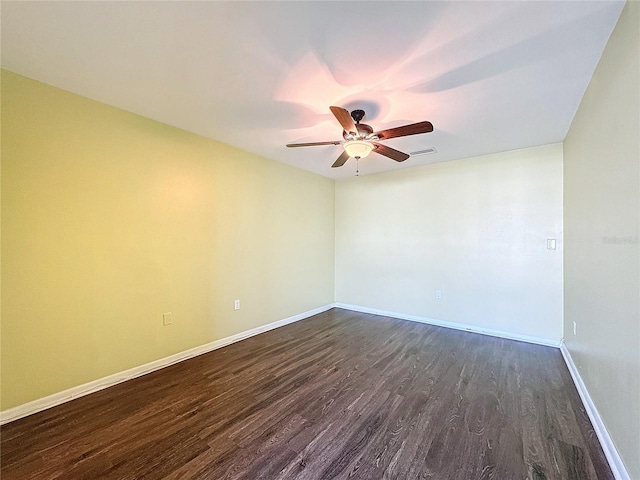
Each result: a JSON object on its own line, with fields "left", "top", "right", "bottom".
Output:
{"left": 1, "top": 1, "right": 638, "bottom": 479}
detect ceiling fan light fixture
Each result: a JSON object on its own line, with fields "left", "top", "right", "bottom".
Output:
{"left": 344, "top": 140, "right": 374, "bottom": 159}
{"left": 286, "top": 107, "right": 432, "bottom": 167}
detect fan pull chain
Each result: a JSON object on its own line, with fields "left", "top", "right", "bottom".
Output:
{"left": 356, "top": 157, "right": 359, "bottom": 176}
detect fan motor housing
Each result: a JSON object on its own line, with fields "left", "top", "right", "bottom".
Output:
{"left": 343, "top": 123, "right": 373, "bottom": 140}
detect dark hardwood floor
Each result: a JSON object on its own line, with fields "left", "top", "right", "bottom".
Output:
{"left": 1, "top": 308, "right": 613, "bottom": 479}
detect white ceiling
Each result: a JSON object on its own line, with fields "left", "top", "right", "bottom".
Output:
{"left": 1, "top": 1, "right": 624, "bottom": 179}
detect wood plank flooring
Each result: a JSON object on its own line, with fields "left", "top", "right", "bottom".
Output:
{"left": 1, "top": 308, "right": 613, "bottom": 479}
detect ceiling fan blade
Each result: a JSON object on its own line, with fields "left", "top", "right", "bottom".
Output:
{"left": 372, "top": 142, "right": 410, "bottom": 162}
{"left": 330, "top": 106, "right": 358, "bottom": 135}
{"left": 331, "top": 150, "right": 350, "bottom": 168}
{"left": 286, "top": 140, "right": 342, "bottom": 148}
{"left": 374, "top": 121, "right": 433, "bottom": 140}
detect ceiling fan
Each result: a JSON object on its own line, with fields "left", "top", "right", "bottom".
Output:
{"left": 286, "top": 106, "right": 434, "bottom": 168}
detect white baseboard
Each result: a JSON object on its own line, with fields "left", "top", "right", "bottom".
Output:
{"left": 560, "top": 342, "right": 630, "bottom": 480}
{"left": 0, "top": 304, "right": 334, "bottom": 425}
{"left": 334, "top": 303, "right": 561, "bottom": 347}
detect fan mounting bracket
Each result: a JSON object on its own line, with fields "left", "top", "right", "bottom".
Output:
{"left": 350, "top": 109, "right": 365, "bottom": 124}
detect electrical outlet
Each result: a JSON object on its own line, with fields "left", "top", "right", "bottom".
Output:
{"left": 435, "top": 290, "right": 442, "bottom": 299}
{"left": 234, "top": 300, "right": 240, "bottom": 310}
{"left": 573, "top": 321, "right": 577, "bottom": 336}
{"left": 163, "top": 312, "right": 172, "bottom": 326}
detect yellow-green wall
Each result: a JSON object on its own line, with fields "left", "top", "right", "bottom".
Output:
{"left": 563, "top": 2, "right": 639, "bottom": 477}
{"left": 1, "top": 70, "right": 335, "bottom": 409}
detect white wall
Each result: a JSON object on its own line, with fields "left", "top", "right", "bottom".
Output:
{"left": 563, "top": 1, "right": 639, "bottom": 477}
{"left": 336, "top": 144, "right": 563, "bottom": 342}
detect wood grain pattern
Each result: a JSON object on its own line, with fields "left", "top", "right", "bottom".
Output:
{"left": 1, "top": 308, "right": 614, "bottom": 479}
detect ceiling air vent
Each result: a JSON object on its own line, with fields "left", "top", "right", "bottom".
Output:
{"left": 409, "top": 147, "right": 437, "bottom": 157}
